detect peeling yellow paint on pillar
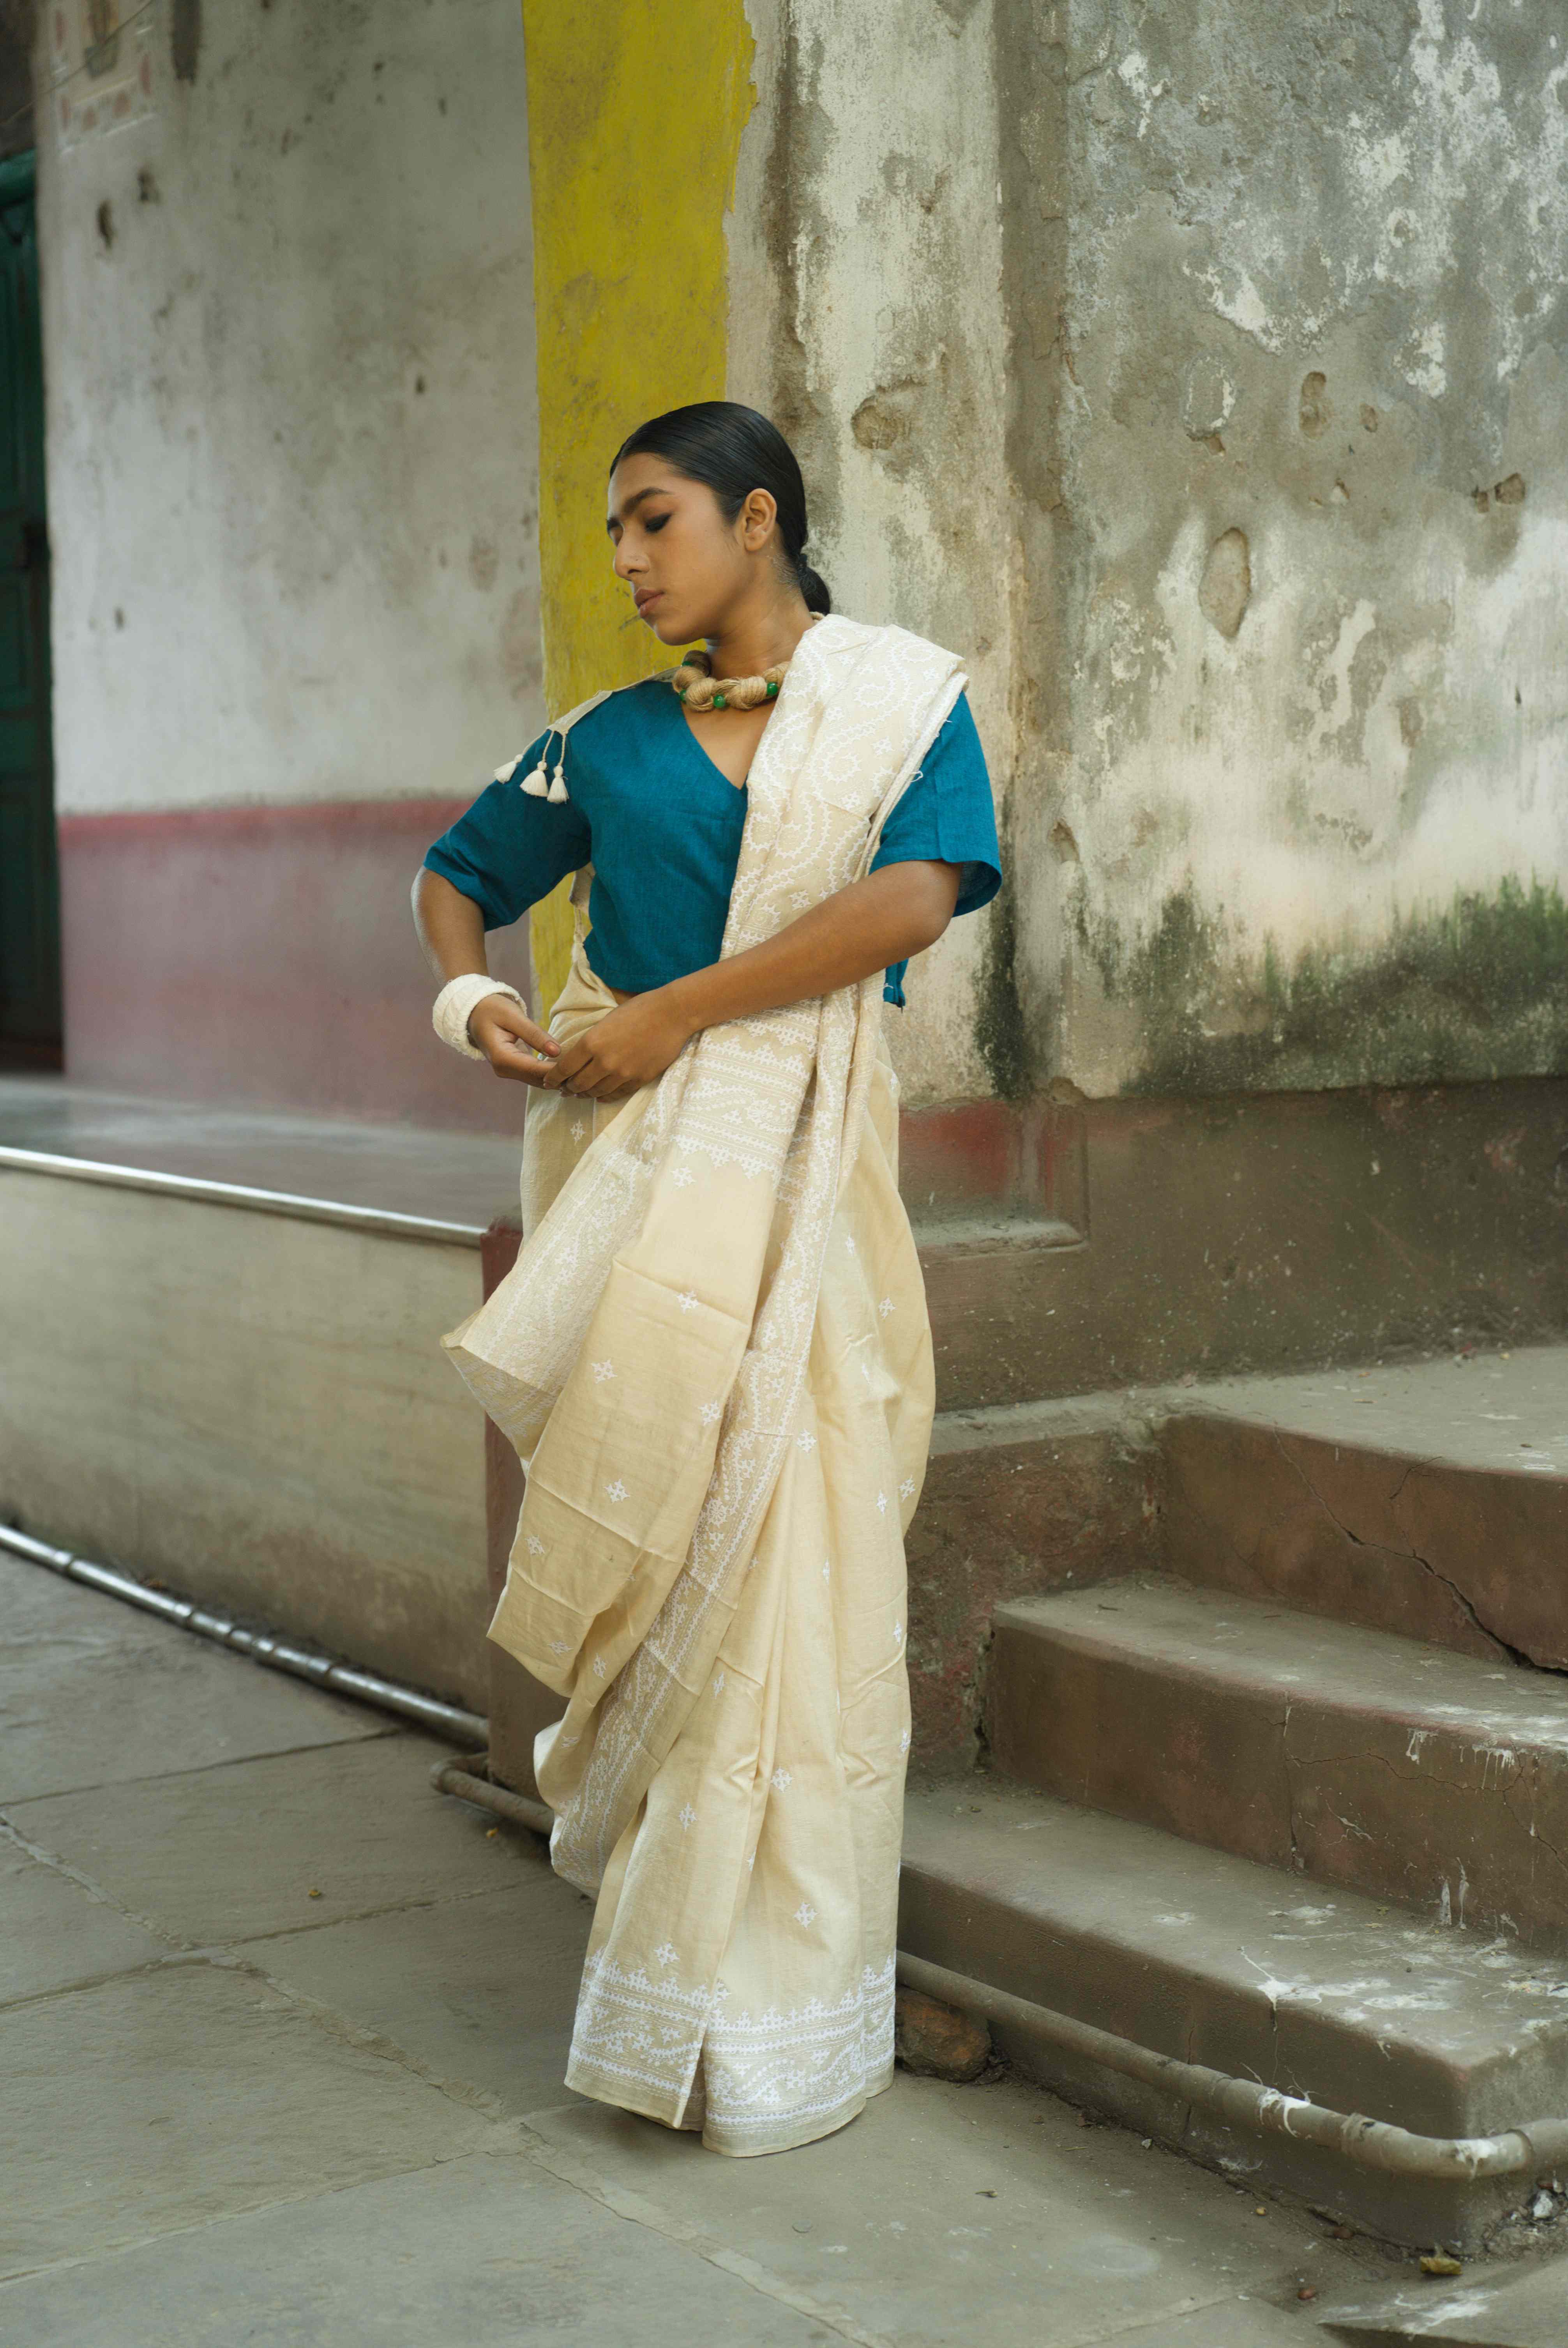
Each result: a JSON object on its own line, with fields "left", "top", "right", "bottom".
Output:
{"left": 519, "top": 0, "right": 756, "bottom": 1011}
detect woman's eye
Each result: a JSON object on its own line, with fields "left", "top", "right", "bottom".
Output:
{"left": 645, "top": 513, "right": 669, "bottom": 534}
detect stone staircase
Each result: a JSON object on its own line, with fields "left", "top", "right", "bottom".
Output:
{"left": 897, "top": 1347, "right": 1568, "bottom": 2251}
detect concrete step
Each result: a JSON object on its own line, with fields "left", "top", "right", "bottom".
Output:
{"left": 984, "top": 1579, "right": 1568, "bottom": 1954}
{"left": 899, "top": 1777, "right": 1568, "bottom": 2252}
{"left": 1322, "top": 2249, "right": 1568, "bottom": 2345}
{"left": 1159, "top": 1347, "right": 1568, "bottom": 1673}
{"left": 905, "top": 1391, "right": 1164, "bottom": 1762}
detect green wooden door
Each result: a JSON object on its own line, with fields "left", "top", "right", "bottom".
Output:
{"left": 0, "top": 151, "right": 58, "bottom": 1066}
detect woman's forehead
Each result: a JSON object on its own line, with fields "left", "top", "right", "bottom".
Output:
{"left": 606, "top": 453, "right": 687, "bottom": 523}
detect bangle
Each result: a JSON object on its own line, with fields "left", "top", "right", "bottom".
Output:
{"left": 433, "top": 973, "right": 525, "bottom": 1061}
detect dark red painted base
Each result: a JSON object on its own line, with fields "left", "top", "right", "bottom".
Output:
{"left": 57, "top": 798, "right": 535, "bottom": 1130}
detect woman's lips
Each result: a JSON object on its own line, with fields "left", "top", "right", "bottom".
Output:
{"left": 635, "top": 590, "right": 663, "bottom": 615}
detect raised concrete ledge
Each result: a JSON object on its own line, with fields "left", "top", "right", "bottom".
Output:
{"left": 0, "top": 1146, "right": 485, "bottom": 1248}
{"left": 0, "top": 1075, "right": 527, "bottom": 1234}
{"left": 0, "top": 1162, "right": 493, "bottom": 1711}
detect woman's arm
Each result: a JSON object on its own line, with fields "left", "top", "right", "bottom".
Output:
{"left": 411, "top": 866, "right": 562, "bottom": 1085}
{"left": 544, "top": 859, "right": 961, "bottom": 1101}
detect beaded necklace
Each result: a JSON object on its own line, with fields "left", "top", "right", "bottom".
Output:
{"left": 670, "top": 647, "right": 789, "bottom": 713}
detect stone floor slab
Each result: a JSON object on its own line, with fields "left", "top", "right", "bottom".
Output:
{"left": 0, "top": 2145, "right": 835, "bottom": 2348}
{"left": 0, "top": 1835, "right": 168, "bottom": 2003}
{"left": 0, "top": 1554, "right": 387, "bottom": 1803}
{"left": 525, "top": 2067, "right": 1363, "bottom": 2348}
{"left": 6, "top": 1732, "right": 512, "bottom": 1947}
{"left": 0, "top": 1963, "right": 496, "bottom": 2280}
{"left": 258, "top": 1860, "right": 592, "bottom": 2116}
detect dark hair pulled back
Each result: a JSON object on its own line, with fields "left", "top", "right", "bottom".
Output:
{"left": 610, "top": 400, "right": 832, "bottom": 615}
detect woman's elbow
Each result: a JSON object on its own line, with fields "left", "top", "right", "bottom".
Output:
{"left": 904, "top": 861, "right": 962, "bottom": 954}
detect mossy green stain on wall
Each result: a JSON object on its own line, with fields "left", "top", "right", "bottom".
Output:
{"left": 974, "top": 860, "right": 1033, "bottom": 1101}
{"left": 1079, "top": 875, "right": 1568, "bottom": 1098}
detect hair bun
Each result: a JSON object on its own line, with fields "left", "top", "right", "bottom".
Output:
{"left": 796, "top": 560, "right": 832, "bottom": 617}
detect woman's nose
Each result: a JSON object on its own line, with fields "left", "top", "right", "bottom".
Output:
{"left": 612, "top": 539, "right": 641, "bottom": 580}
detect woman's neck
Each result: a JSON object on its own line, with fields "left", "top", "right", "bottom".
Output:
{"left": 706, "top": 591, "right": 815, "bottom": 682}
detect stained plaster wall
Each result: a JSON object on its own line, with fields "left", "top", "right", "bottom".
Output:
{"left": 39, "top": 0, "right": 545, "bottom": 823}
{"left": 732, "top": 0, "right": 1013, "bottom": 1111}
{"left": 1027, "top": 0, "right": 1568, "bottom": 1098}
{"left": 744, "top": 0, "right": 1568, "bottom": 1107}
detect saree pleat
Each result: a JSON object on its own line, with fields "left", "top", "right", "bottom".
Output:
{"left": 441, "top": 617, "right": 962, "bottom": 2157}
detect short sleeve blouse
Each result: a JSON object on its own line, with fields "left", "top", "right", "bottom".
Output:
{"left": 423, "top": 677, "right": 1001, "bottom": 1008}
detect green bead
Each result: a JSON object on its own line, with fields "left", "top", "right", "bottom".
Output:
{"left": 766, "top": 678, "right": 779, "bottom": 696}
{"left": 712, "top": 693, "right": 726, "bottom": 709}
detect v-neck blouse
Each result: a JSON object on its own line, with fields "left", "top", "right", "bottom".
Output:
{"left": 423, "top": 676, "right": 1001, "bottom": 1008}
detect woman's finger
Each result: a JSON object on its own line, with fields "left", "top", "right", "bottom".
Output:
{"left": 487, "top": 1004, "right": 559, "bottom": 1057}
{"left": 489, "top": 1050, "right": 560, "bottom": 1088}
{"left": 546, "top": 1040, "right": 592, "bottom": 1089}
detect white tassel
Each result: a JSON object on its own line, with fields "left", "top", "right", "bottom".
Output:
{"left": 519, "top": 764, "right": 549, "bottom": 797}
{"left": 493, "top": 754, "right": 522, "bottom": 783}
{"left": 546, "top": 764, "right": 569, "bottom": 803}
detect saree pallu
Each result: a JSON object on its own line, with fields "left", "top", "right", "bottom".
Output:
{"left": 441, "top": 616, "right": 964, "bottom": 2157}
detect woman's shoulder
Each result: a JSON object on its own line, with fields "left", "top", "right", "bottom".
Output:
{"left": 555, "top": 673, "right": 671, "bottom": 751}
{"left": 496, "top": 674, "right": 670, "bottom": 790}
{"left": 810, "top": 612, "right": 966, "bottom": 674}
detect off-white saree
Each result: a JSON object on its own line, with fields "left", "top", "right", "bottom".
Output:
{"left": 443, "top": 615, "right": 965, "bottom": 2156}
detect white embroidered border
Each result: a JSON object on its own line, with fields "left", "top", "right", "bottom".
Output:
{"left": 699, "top": 1957, "right": 898, "bottom": 2151}
{"left": 566, "top": 1951, "right": 897, "bottom": 2154}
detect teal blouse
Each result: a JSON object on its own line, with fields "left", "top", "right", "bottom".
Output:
{"left": 424, "top": 676, "right": 1001, "bottom": 1008}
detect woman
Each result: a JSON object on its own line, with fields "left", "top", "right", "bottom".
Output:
{"left": 412, "top": 402, "right": 1000, "bottom": 2157}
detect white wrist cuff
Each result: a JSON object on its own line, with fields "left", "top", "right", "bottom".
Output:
{"left": 433, "top": 974, "right": 526, "bottom": 1060}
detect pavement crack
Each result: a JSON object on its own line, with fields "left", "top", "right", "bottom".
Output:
{"left": 1282, "top": 1703, "right": 1303, "bottom": 1875}
{"left": 1401, "top": 1543, "right": 1564, "bottom": 1679}
{"left": 0, "top": 1727, "right": 412, "bottom": 1814}
{"left": 0, "top": 1811, "right": 193, "bottom": 1955}
{"left": 504, "top": 2125, "right": 900, "bottom": 2348}
{"left": 212, "top": 1950, "right": 518, "bottom": 2117}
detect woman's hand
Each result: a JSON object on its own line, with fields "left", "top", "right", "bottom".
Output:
{"left": 468, "top": 994, "right": 564, "bottom": 1087}
{"left": 542, "top": 989, "right": 696, "bottom": 1101}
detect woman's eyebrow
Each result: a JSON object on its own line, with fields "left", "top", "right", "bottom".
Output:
{"left": 605, "top": 484, "right": 672, "bottom": 531}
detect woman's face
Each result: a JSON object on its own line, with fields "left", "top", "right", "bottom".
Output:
{"left": 606, "top": 453, "right": 775, "bottom": 645}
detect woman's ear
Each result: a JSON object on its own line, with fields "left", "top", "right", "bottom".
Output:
{"left": 740, "top": 486, "right": 777, "bottom": 553}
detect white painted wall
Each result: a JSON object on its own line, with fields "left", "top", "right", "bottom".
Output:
{"left": 38, "top": 0, "right": 544, "bottom": 819}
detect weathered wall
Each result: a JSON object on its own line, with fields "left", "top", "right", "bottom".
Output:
{"left": 43, "top": 0, "right": 543, "bottom": 820}
{"left": 39, "top": 0, "right": 543, "bottom": 1124}
{"left": 36, "top": 0, "right": 1568, "bottom": 1137}
{"left": 1024, "top": 0, "right": 1568, "bottom": 1098}
{"left": 741, "top": 0, "right": 1568, "bottom": 1107}
{"left": 733, "top": 0, "right": 1015, "bottom": 1110}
